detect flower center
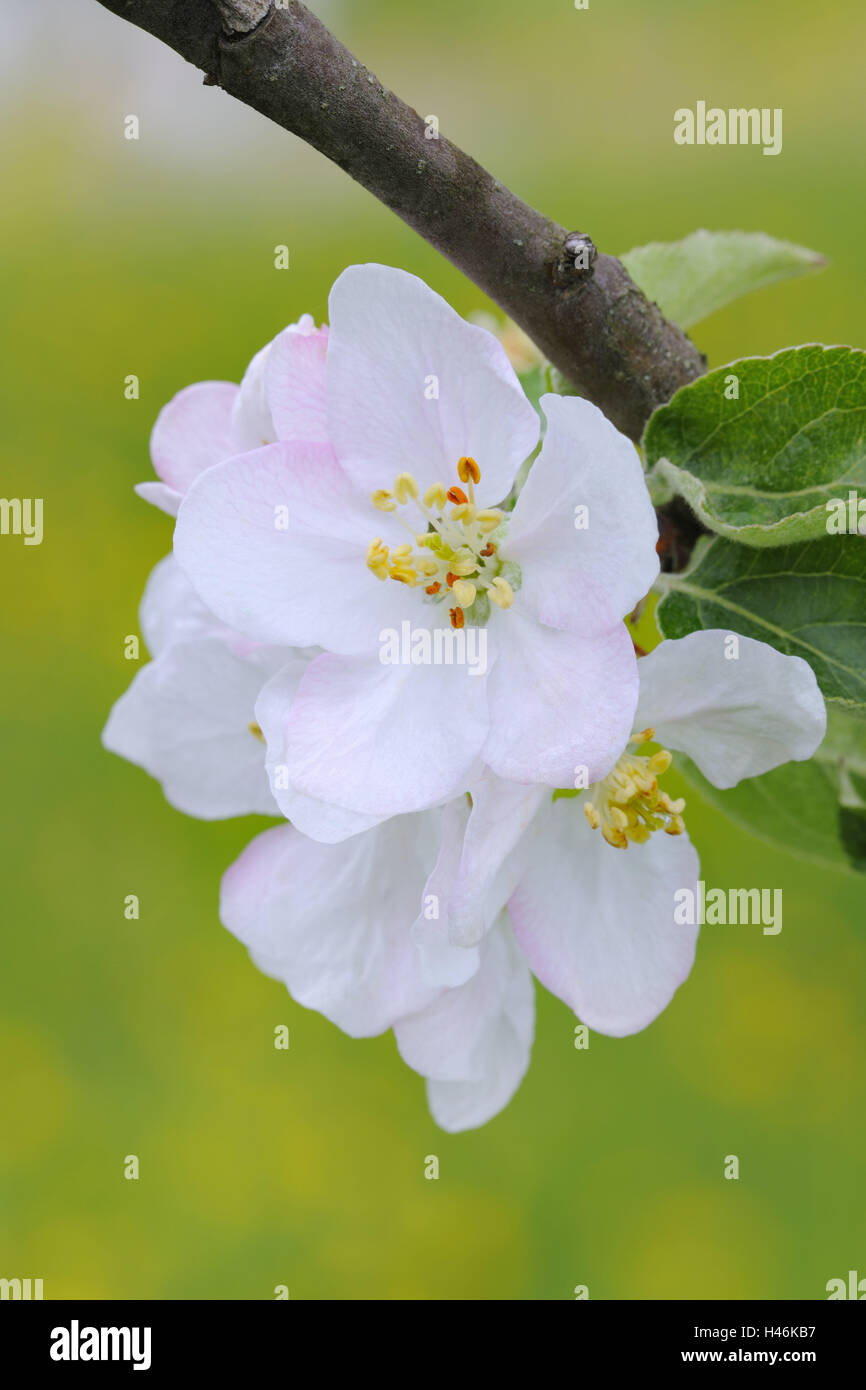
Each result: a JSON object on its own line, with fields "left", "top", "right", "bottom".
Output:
{"left": 583, "top": 727, "right": 686, "bottom": 849}
{"left": 366, "top": 457, "right": 518, "bottom": 629}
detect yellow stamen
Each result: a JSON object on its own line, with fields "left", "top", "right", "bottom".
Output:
{"left": 457, "top": 456, "right": 481, "bottom": 485}
{"left": 393, "top": 472, "right": 419, "bottom": 503}
{"left": 648, "top": 749, "right": 672, "bottom": 774}
{"left": 423, "top": 482, "right": 448, "bottom": 510}
{"left": 488, "top": 576, "right": 514, "bottom": 609}
{"left": 601, "top": 821, "right": 628, "bottom": 849}
{"left": 584, "top": 738, "right": 686, "bottom": 850}
{"left": 452, "top": 579, "right": 477, "bottom": 608}
{"left": 366, "top": 538, "right": 390, "bottom": 580}
{"left": 371, "top": 488, "right": 397, "bottom": 512}
{"left": 365, "top": 453, "right": 519, "bottom": 611}
{"left": 450, "top": 502, "right": 477, "bottom": 524}
{"left": 248, "top": 722, "right": 265, "bottom": 744}
{"left": 449, "top": 557, "right": 477, "bottom": 577}
{"left": 389, "top": 564, "right": 418, "bottom": 586}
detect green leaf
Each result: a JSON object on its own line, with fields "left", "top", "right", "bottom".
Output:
{"left": 676, "top": 708, "right": 866, "bottom": 873}
{"left": 644, "top": 345, "right": 866, "bottom": 546}
{"left": 839, "top": 805, "right": 866, "bottom": 870}
{"left": 656, "top": 534, "right": 866, "bottom": 714}
{"left": 620, "top": 229, "right": 826, "bottom": 330}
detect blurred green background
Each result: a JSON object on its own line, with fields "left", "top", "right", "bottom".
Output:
{"left": 1, "top": 0, "right": 863, "bottom": 1300}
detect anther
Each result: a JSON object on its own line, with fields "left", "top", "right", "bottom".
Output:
{"left": 393, "top": 472, "right": 419, "bottom": 504}
{"left": 457, "top": 456, "right": 481, "bottom": 485}
{"left": 366, "top": 538, "right": 390, "bottom": 580}
{"left": 452, "top": 579, "right": 477, "bottom": 608}
{"left": 449, "top": 607, "right": 465, "bottom": 629}
{"left": 371, "top": 489, "right": 397, "bottom": 512}
{"left": 488, "top": 576, "right": 514, "bottom": 609}
{"left": 601, "top": 822, "right": 628, "bottom": 850}
{"left": 446, "top": 485, "right": 468, "bottom": 505}
{"left": 648, "top": 749, "right": 672, "bottom": 774}
{"left": 423, "top": 483, "right": 448, "bottom": 510}
{"left": 450, "top": 502, "right": 477, "bottom": 524}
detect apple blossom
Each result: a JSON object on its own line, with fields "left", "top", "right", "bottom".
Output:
{"left": 135, "top": 314, "right": 328, "bottom": 517}
{"left": 219, "top": 804, "right": 534, "bottom": 1132}
{"left": 102, "top": 556, "right": 309, "bottom": 819}
{"left": 216, "top": 630, "right": 825, "bottom": 1128}
{"left": 505, "top": 630, "right": 827, "bottom": 1033}
{"left": 174, "top": 264, "right": 660, "bottom": 836}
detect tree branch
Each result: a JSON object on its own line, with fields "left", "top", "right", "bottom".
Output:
{"left": 94, "top": 0, "right": 706, "bottom": 439}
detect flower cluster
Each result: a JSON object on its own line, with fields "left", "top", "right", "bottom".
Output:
{"left": 104, "top": 265, "right": 827, "bottom": 1130}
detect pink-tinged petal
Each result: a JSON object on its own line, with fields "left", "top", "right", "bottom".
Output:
{"left": 220, "top": 817, "right": 440, "bottom": 1037}
{"left": 134, "top": 481, "right": 183, "bottom": 517}
{"left": 447, "top": 775, "right": 549, "bottom": 947}
{"left": 281, "top": 651, "right": 489, "bottom": 821}
{"left": 327, "top": 264, "right": 539, "bottom": 504}
{"left": 255, "top": 663, "right": 385, "bottom": 841}
{"left": 507, "top": 393, "right": 659, "bottom": 634}
{"left": 395, "top": 915, "right": 534, "bottom": 1132}
{"left": 230, "top": 343, "right": 275, "bottom": 451}
{"left": 509, "top": 798, "right": 700, "bottom": 1036}
{"left": 102, "top": 639, "right": 283, "bottom": 819}
{"left": 149, "top": 380, "right": 238, "bottom": 494}
{"left": 634, "top": 631, "right": 827, "bottom": 788}
{"left": 411, "top": 798, "right": 481, "bottom": 986}
{"left": 483, "top": 609, "right": 638, "bottom": 787}
{"left": 267, "top": 322, "right": 330, "bottom": 442}
{"left": 173, "top": 440, "right": 416, "bottom": 653}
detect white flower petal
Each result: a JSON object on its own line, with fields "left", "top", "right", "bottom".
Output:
{"left": 483, "top": 608, "right": 639, "bottom": 786}
{"left": 326, "top": 263, "right": 539, "bottom": 504}
{"left": 278, "top": 651, "right": 489, "bottom": 822}
{"left": 173, "top": 441, "right": 416, "bottom": 653}
{"left": 634, "top": 631, "right": 827, "bottom": 788}
{"left": 139, "top": 554, "right": 235, "bottom": 656}
{"left": 411, "top": 798, "right": 481, "bottom": 986}
{"left": 134, "top": 481, "right": 183, "bottom": 517}
{"left": 507, "top": 393, "right": 660, "bottom": 633}
{"left": 220, "top": 816, "right": 440, "bottom": 1037}
{"left": 102, "top": 639, "right": 284, "bottom": 819}
{"left": 509, "top": 798, "right": 700, "bottom": 1036}
{"left": 255, "top": 662, "right": 385, "bottom": 842}
{"left": 447, "top": 775, "right": 549, "bottom": 947}
{"left": 395, "top": 914, "right": 534, "bottom": 1132}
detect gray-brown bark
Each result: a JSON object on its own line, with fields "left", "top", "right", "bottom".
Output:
{"left": 93, "top": 0, "right": 706, "bottom": 441}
